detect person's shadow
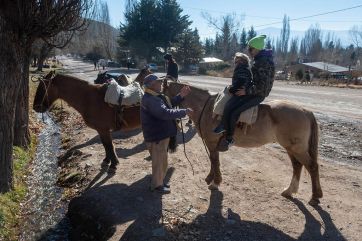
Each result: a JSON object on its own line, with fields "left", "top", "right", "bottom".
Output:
{"left": 65, "top": 168, "right": 175, "bottom": 241}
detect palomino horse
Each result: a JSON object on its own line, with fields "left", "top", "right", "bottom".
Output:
{"left": 163, "top": 81, "right": 323, "bottom": 205}
{"left": 33, "top": 69, "right": 152, "bottom": 174}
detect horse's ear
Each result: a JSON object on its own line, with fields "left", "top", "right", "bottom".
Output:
{"left": 162, "top": 78, "right": 169, "bottom": 90}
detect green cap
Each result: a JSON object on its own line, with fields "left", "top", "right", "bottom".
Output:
{"left": 247, "top": 35, "right": 267, "bottom": 50}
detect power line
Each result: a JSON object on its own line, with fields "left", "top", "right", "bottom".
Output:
{"left": 254, "top": 4, "right": 362, "bottom": 28}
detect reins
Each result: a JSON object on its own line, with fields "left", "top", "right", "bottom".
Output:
{"left": 179, "top": 118, "right": 195, "bottom": 175}
{"left": 197, "top": 95, "right": 212, "bottom": 159}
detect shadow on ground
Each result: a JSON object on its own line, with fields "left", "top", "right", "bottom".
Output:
{"left": 52, "top": 163, "right": 346, "bottom": 241}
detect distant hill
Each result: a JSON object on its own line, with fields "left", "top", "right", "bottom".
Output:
{"left": 60, "top": 20, "right": 119, "bottom": 58}
{"left": 257, "top": 27, "right": 351, "bottom": 47}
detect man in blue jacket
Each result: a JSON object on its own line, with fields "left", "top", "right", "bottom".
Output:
{"left": 141, "top": 74, "right": 192, "bottom": 193}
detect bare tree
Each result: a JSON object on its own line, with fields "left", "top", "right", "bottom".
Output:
{"left": 349, "top": 25, "right": 362, "bottom": 49}
{"left": 279, "top": 14, "right": 290, "bottom": 63}
{"left": 0, "top": 0, "right": 94, "bottom": 193}
{"left": 288, "top": 37, "right": 299, "bottom": 64}
{"left": 96, "top": 1, "right": 115, "bottom": 60}
{"left": 349, "top": 25, "right": 362, "bottom": 61}
{"left": 202, "top": 13, "right": 242, "bottom": 60}
{"left": 300, "top": 24, "right": 323, "bottom": 62}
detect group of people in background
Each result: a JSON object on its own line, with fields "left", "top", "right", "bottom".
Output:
{"left": 140, "top": 34, "right": 275, "bottom": 193}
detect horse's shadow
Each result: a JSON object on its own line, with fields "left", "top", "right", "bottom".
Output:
{"left": 291, "top": 198, "right": 347, "bottom": 241}
{"left": 176, "top": 190, "right": 295, "bottom": 241}
{"left": 37, "top": 172, "right": 346, "bottom": 241}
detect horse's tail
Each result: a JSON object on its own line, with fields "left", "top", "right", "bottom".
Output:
{"left": 307, "top": 111, "right": 319, "bottom": 164}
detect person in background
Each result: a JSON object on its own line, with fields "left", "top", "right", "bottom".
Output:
{"left": 141, "top": 74, "right": 193, "bottom": 193}
{"left": 164, "top": 53, "right": 178, "bottom": 81}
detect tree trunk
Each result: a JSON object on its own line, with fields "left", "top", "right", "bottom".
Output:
{"left": 13, "top": 53, "right": 31, "bottom": 147}
{"left": 37, "top": 43, "right": 52, "bottom": 72}
{"left": 0, "top": 26, "right": 22, "bottom": 193}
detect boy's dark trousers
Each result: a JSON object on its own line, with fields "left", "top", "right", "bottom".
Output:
{"left": 222, "top": 95, "right": 265, "bottom": 139}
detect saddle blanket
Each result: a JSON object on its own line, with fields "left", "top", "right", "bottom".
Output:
{"left": 213, "top": 87, "right": 258, "bottom": 125}
{"left": 104, "top": 79, "right": 144, "bottom": 106}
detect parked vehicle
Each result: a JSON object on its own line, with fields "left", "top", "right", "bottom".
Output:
{"left": 94, "top": 70, "right": 126, "bottom": 85}
{"left": 107, "top": 61, "right": 121, "bottom": 68}
{"left": 147, "top": 63, "right": 158, "bottom": 71}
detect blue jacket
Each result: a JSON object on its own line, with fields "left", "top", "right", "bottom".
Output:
{"left": 141, "top": 93, "right": 186, "bottom": 142}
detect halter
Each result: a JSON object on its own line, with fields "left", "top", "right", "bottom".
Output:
{"left": 32, "top": 73, "right": 55, "bottom": 120}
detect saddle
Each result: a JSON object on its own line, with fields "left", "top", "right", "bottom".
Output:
{"left": 104, "top": 79, "right": 143, "bottom": 128}
{"left": 213, "top": 87, "right": 258, "bottom": 126}
{"left": 104, "top": 79, "right": 144, "bottom": 106}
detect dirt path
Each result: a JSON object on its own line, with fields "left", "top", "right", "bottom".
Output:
{"left": 54, "top": 58, "right": 362, "bottom": 240}
{"left": 58, "top": 113, "right": 361, "bottom": 241}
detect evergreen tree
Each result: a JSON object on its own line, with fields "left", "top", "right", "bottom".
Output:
{"left": 204, "top": 38, "right": 214, "bottom": 56}
{"left": 230, "top": 33, "right": 239, "bottom": 56}
{"left": 158, "top": 0, "right": 191, "bottom": 52}
{"left": 174, "top": 28, "right": 203, "bottom": 69}
{"left": 240, "top": 28, "right": 247, "bottom": 51}
{"left": 266, "top": 37, "right": 272, "bottom": 49}
{"left": 247, "top": 26, "right": 257, "bottom": 41}
{"left": 120, "top": 0, "right": 160, "bottom": 61}
{"left": 120, "top": 0, "right": 191, "bottom": 61}
{"left": 279, "top": 14, "right": 290, "bottom": 63}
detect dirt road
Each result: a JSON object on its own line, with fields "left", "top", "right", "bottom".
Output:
{"left": 56, "top": 57, "right": 361, "bottom": 240}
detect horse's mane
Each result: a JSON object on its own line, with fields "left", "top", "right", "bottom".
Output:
{"left": 169, "top": 81, "right": 217, "bottom": 98}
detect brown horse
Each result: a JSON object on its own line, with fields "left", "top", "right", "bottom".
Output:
{"left": 33, "top": 69, "right": 151, "bottom": 174}
{"left": 163, "top": 81, "right": 323, "bottom": 205}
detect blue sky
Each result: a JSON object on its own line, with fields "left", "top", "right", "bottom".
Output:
{"left": 105, "top": 0, "right": 362, "bottom": 40}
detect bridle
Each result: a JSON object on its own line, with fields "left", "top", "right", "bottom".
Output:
{"left": 162, "top": 80, "right": 213, "bottom": 168}
{"left": 32, "top": 73, "right": 55, "bottom": 120}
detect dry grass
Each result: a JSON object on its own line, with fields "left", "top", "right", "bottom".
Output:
{"left": 0, "top": 68, "right": 62, "bottom": 241}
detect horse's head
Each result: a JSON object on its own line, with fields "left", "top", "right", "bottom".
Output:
{"left": 33, "top": 71, "right": 58, "bottom": 113}
{"left": 163, "top": 80, "right": 211, "bottom": 112}
{"left": 135, "top": 67, "right": 153, "bottom": 86}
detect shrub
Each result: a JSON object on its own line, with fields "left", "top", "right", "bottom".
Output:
{"left": 198, "top": 67, "right": 207, "bottom": 75}
{"left": 295, "top": 69, "right": 304, "bottom": 80}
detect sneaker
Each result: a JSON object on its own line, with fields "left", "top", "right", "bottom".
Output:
{"left": 153, "top": 185, "right": 171, "bottom": 194}
{"left": 213, "top": 124, "right": 226, "bottom": 134}
{"left": 226, "top": 138, "right": 234, "bottom": 148}
{"left": 163, "top": 182, "right": 170, "bottom": 188}
{"left": 217, "top": 137, "right": 234, "bottom": 152}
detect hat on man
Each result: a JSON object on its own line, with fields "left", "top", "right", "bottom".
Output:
{"left": 247, "top": 35, "right": 267, "bottom": 50}
{"left": 163, "top": 53, "right": 172, "bottom": 60}
{"left": 144, "top": 74, "right": 162, "bottom": 87}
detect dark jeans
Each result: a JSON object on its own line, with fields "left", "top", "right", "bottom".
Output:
{"left": 222, "top": 95, "right": 265, "bottom": 139}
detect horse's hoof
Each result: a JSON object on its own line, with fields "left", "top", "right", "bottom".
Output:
{"left": 101, "top": 160, "right": 110, "bottom": 168}
{"left": 308, "top": 198, "right": 320, "bottom": 206}
{"left": 208, "top": 181, "right": 219, "bottom": 190}
{"left": 205, "top": 175, "right": 213, "bottom": 185}
{"left": 107, "top": 166, "right": 117, "bottom": 175}
{"left": 281, "top": 189, "right": 293, "bottom": 199}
